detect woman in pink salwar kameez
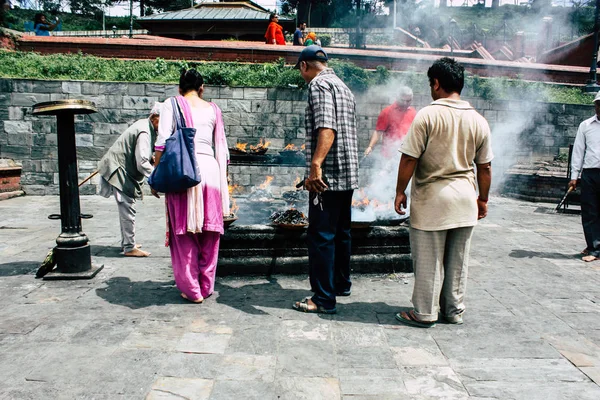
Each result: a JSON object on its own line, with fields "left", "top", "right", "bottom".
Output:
{"left": 151, "top": 69, "right": 229, "bottom": 303}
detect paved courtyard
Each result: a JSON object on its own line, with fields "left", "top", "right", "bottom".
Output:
{"left": 1, "top": 195, "right": 600, "bottom": 399}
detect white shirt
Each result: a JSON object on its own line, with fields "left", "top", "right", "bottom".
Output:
{"left": 571, "top": 115, "right": 600, "bottom": 179}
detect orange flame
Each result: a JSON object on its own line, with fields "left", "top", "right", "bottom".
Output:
{"left": 259, "top": 176, "right": 274, "bottom": 190}
{"left": 235, "top": 142, "right": 248, "bottom": 152}
{"left": 300, "top": 144, "right": 306, "bottom": 150}
{"left": 230, "top": 197, "right": 239, "bottom": 215}
{"left": 250, "top": 138, "right": 270, "bottom": 151}
{"left": 283, "top": 143, "right": 297, "bottom": 151}
{"left": 228, "top": 183, "right": 242, "bottom": 215}
{"left": 293, "top": 176, "right": 302, "bottom": 187}
{"left": 351, "top": 189, "right": 370, "bottom": 208}
{"left": 228, "top": 184, "right": 242, "bottom": 195}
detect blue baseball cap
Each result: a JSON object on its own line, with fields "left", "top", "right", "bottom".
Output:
{"left": 294, "top": 45, "right": 328, "bottom": 69}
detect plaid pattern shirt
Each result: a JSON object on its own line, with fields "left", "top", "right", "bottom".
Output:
{"left": 305, "top": 68, "right": 359, "bottom": 191}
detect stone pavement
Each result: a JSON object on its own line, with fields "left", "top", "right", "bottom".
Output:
{"left": 1, "top": 195, "right": 600, "bottom": 399}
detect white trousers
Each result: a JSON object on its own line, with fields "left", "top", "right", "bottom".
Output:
{"left": 409, "top": 226, "right": 474, "bottom": 322}
{"left": 114, "top": 188, "right": 137, "bottom": 253}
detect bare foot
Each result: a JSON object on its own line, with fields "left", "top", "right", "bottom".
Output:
{"left": 582, "top": 255, "right": 598, "bottom": 262}
{"left": 181, "top": 293, "right": 203, "bottom": 303}
{"left": 581, "top": 248, "right": 589, "bottom": 255}
{"left": 124, "top": 248, "right": 151, "bottom": 257}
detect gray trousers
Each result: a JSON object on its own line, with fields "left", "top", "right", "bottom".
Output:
{"left": 410, "top": 226, "right": 474, "bottom": 322}
{"left": 114, "top": 189, "right": 137, "bottom": 253}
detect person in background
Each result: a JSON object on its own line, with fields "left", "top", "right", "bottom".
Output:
{"left": 265, "top": 13, "right": 286, "bottom": 45}
{"left": 153, "top": 69, "right": 230, "bottom": 303}
{"left": 293, "top": 21, "right": 306, "bottom": 46}
{"left": 0, "top": 0, "right": 9, "bottom": 27}
{"left": 97, "top": 103, "right": 162, "bottom": 258}
{"left": 304, "top": 32, "right": 317, "bottom": 46}
{"left": 293, "top": 45, "right": 359, "bottom": 314}
{"left": 569, "top": 91, "right": 600, "bottom": 262}
{"left": 394, "top": 57, "right": 493, "bottom": 328}
{"left": 364, "top": 86, "right": 416, "bottom": 159}
{"left": 34, "top": 13, "right": 59, "bottom": 36}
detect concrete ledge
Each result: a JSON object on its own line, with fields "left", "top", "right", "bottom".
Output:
{"left": 218, "top": 224, "right": 412, "bottom": 276}
{"left": 0, "top": 190, "right": 24, "bottom": 201}
{"left": 217, "top": 253, "right": 412, "bottom": 276}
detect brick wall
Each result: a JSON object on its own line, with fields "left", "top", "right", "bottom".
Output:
{"left": 0, "top": 78, "right": 593, "bottom": 197}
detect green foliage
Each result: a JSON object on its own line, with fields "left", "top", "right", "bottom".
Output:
{"left": 319, "top": 34, "right": 332, "bottom": 47}
{"left": 3, "top": 7, "right": 138, "bottom": 31}
{"left": 329, "top": 59, "right": 370, "bottom": 91}
{"left": 463, "top": 74, "right": 595, "bottom": 105}
{"left": 0, "top": 50, "right": 594, "bottom": 105}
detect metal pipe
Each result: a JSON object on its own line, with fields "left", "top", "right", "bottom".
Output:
{"left": 129, "top": 0, "right": 133, "bottom": 39}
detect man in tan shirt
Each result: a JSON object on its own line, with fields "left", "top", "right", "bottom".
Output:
{"left": 394, "top": 57, "right": 493, "bottom": 328}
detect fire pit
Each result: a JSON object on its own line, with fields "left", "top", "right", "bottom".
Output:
{"left": 230, "top": 138, "right": 271, "bottom": 156}
{"left": 223, "top": 214, "right": 238, "bottom": 229}
{"left": 218, "top": 223, "right": 411, "bottom": 275}
{"left": 351, "top": 220, "right": 373, "bottom": 229}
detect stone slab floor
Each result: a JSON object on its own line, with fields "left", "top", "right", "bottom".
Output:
{"left": 0, "top": 195, "right": 600, "bottom": 399}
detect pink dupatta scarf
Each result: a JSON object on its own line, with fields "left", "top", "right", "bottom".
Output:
{"left": 165, "top": 96, "right": 230, "bottom": 244}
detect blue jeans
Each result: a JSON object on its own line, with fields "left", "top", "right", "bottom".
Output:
{"left": 308, "top": 190, "right": 353, "bottom": 310}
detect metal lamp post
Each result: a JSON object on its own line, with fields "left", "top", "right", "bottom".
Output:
{"left": 129, "top": 0, "right": 133, "bottom": 39}
{"left": 585, "top": 0, "right": 600, "bottom": 93}
{"left": 449, "top": 18, "right": 458, "bottom": 57}
{"left": 32, "top": 100, "right": 104, "bottom": 280}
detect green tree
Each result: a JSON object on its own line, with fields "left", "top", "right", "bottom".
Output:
{"left": 69, "top": 0, "right": 103, "bottom": 15}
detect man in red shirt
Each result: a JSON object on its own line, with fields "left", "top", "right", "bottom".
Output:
{"left": 364, "top": 87, "right": 416, "bottom": 158}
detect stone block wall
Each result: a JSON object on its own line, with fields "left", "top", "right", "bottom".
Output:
{"left": 0, "top": 78, "right": 593, "bottom": 197}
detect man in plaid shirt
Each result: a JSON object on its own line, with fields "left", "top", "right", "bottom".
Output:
{"left": 292, "top": 45, "right": 359, "bottom": 314}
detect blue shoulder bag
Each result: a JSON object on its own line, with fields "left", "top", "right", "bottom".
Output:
{"left": 148, "top": 97, "right": 201, "bottom": 193}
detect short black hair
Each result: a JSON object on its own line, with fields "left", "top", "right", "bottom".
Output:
{"left": 299, "top": 21, "right": 306, "bottom": 26}
{"left": 270, "top": 13, "right": 278, "bottom": 21}
{"left": 179, "top": 68, "right": 204, "bottom": 94}
{"left": 34, "top": 13, "right": 46, "bottom": 25}
{"left": 427, "top": 57, "right": 464, "bottom": 94}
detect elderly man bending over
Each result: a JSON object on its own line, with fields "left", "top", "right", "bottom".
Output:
{"left": 97, "top": 103, "right": 162, "bottom": 257}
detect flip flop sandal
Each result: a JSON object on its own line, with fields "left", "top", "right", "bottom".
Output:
{"left": 395, "top": 310, "right": 436, "bottom": 328}
{"left": 293, "top": 297, "right": 337, "bottom": 314}
{"left": 181, "top": 293, "right": 204, "bottom": 303}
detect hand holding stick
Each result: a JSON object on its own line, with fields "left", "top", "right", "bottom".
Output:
{"left": 555, "top": 186, "right": 574, "bottom": 212}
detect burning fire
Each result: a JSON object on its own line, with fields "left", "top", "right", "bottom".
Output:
{"left": 259, "top": 176, "right": 274, "bottom": 190}
{"left": 352, "top": 189, "right": 370, "bottom": 209}
{"left": 250, "top": 138, "right": 271, "bottom": 151}
{"left": 228, "top": 184, "right": 241, "bottom": 215}
{"left": 293, "top": 176, "right": 302, "bottom": 187}
{"left": 283, "top": 143, "right": 306, "bottom": 151}
{"left": 235, "top": 142, "right": 248, "bottom": 152}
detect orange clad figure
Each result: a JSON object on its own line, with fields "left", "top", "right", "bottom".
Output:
{"left": 265, "top": 13, "right": 286, "bottom": 45}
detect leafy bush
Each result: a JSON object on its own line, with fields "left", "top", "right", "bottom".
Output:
{"left": 319, "top": 34, "right": 332, "bottom": 47}
{"left": 3, "top": 8, "right": 138, "bottom": 31}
